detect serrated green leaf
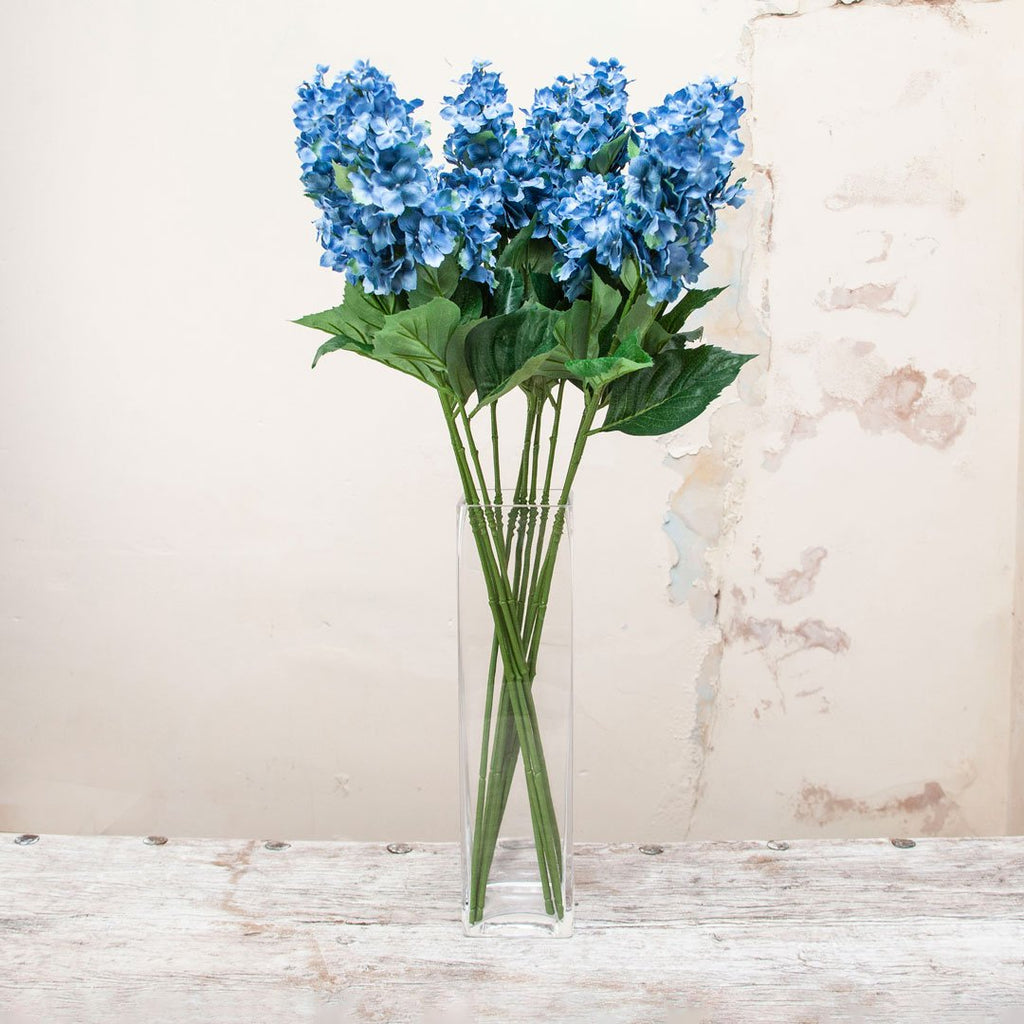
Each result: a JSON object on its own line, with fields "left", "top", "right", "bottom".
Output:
{"left": 660, "top": 285, "right": 728, "bottom": 334}
{"left": 565, "top": 331, "right": 652, "bottom": 390}
{"left": 409, "top": 251, "right": 461, "bottom": 307}
{"left": 311, "top": 335, "right": 369, "bottom": 369}
{"left": 373, "top": 297, "right": 461, "bottom": 374}
{"left": 599, "top": 344, "right": 755, "bottom": 436}
{"left": 294, "top": 287, "right": 386, "bottom": 346}
{"left": 645, "top": 322, "right": 703, "bottom": 356}
{"left": 588, "top": 131, "right": 630, "bottom": 175}
{"left": 465, "top": 304, "right": 560, "bottom": 409}
{"left": 299, "top": 289, "right": 438, "bottom": 386}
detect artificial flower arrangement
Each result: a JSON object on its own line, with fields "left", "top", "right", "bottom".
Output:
{"left": 293, "top": 57, "right": 751, "bottom": 934}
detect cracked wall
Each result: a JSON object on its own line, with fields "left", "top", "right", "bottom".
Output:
{"left": 665, "top": 0, "right": 1023, "bottom": 841}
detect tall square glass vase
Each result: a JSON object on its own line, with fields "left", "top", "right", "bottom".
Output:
{"left": 457, "top": 499, "right": 574, "bottom": 937}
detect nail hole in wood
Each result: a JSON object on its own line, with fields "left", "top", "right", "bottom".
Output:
{"left": 639, "top": 844, "right": 664, "bottom": 856}
{"left": 143, "top": 836, "right": 168, "bottom": 846}
{"left": 387, "top": 842, "right": 413, "bottom": 855}
{"left": 14, "top": 834, "right": 39, "bottom": 846}
{"left": 891, "top": 838, "right": 917, "bottom": 849}
{"left": 264, "top": 841, "right": 291, "bottom": 851}
{"left": 767, "top": 840, "right": 790, "bottom": 851}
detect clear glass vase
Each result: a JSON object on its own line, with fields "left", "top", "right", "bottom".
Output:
{"left": 457, "top": 499, "right": 574, "bottom": 937}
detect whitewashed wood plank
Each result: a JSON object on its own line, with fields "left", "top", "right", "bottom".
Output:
{"left": 1, "top": 835, "right": 1022, "bottom": 1023}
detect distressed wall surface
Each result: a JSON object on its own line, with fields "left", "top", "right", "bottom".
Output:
{"left": 0, "top": 0, "right": 1021, "bottom": 842}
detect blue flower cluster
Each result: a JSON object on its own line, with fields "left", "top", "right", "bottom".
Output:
{"left": 525, "top": 58, "right": 630, "bottom": 171}
{"left": 294, "top": 59, "right": 745, "bottom": 303}
{"left": 294, "top": 62, "right": 458, "bottom": 294}
{"left": 540, "top": 174, "right": 627, "bottom": 297}
{"left": 624, "top": 79, "right": 746, "bottom": 301}
{"left": 438, "top": 62, "right": 541, "bottom": 285}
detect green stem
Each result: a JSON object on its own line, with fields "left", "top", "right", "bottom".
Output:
{"left": 444, "top": 391, "right": 562, "bottom": 921}
{"left": 525, "top": 393, "right": 601, "bottom": 674}
{"left": 490, "top": 403, "right": 502, "bottom": 505}
{"left": 476, "top": 387, "right": 580, "bottom": 917}
{"left": 470, "top": 395, "right": 538, "bottom": 923}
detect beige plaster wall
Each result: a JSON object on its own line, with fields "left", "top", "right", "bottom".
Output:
{"left": 0, "top": 0, "right": 1021, "bottom": 841}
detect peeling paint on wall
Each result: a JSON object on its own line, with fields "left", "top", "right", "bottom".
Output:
{"left": 795, "top": 779, "right": 972, "bottom": 834}
{"left": 763, "top": 340, "right": 976, "bottom": 469}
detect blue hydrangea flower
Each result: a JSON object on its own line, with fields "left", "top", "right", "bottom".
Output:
{"left": 539, "top": 173, "right": 627, "bottom": 299}
{"left": 525, "top": 58, "right": 630, "bottom": 172}
{"left": 624, "top": 78, "right": 746, "bottom": 302}
{"left": 295, "top": 60, "right": 746, "bottom": 303}
{"left": 439, "top": 63, "right": 544, "bottom": 285}
{"left": 440, "top": 61, "right": 516, "bottom": 168}
{"left": 294, "top": 61, "right": 459, "bottom": 294}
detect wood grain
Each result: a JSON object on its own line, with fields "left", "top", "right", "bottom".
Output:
{"left": 1, "top": 834, "right": 1022, "bottom": 1022}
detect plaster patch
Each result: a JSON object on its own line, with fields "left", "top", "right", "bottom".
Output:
{"left": 817, "top": 282, "right": 913, "bottom": 316}
{"left": 767, "top": 547, "right": 828, "bottom": 603}
{"left": 795, "top": 780, "right": 967, "bottom": 833}
{"left": 764, "top": 340, "right": 976, "bottom": 469}
{"left": 725, "top": 585, "right": 851, "bottom": 695}
{"left": 729, "top": 611, "right": 851, "bottom": 658}
{"left": 825, "top": 158, "right": 965, "bottom": 213}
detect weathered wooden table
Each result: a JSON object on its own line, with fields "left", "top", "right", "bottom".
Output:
{"left": 2, "top": 833, "right": 1022, "bottom": 1022}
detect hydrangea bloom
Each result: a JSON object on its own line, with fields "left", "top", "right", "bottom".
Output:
{"left": 294, "top": 61, "right": 459, "bottom": 294}
{"left": 294, "top": 60, "right": 745, "bottom": 303}
{"left": 440, "top": 60, "right": 516, "bottom": 168}
{"left": 624, "top": 78, "right": 746, "bottom": 302}
{"left": 539, "top": 173, "right": 627, "bottom": 299}
{"left": 439, "top": 62, "right": 543, "bottom": 285}
{"left": 524, "top": 58, "right": 630, "bottom": 171}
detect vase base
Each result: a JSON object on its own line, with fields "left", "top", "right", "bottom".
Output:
{"left": 462, "top": 908, "right": 574, "bottom": 938}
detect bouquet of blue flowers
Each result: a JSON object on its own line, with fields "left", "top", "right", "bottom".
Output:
{"left": 293, "top": 58, "right": 752, "bottom": 931}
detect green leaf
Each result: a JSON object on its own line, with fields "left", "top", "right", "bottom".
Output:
{"left": 530, "top": 271, "right": 563, "bottom": 309}
{"left": 409, "top": 251, "right": 461, "bottom": 307}
{"left": 332, "top": 162, "right": 355, "bottom": 193}
{"left": 311, "top": 335, "right": 369, "bottom": 369}
{"left": 373, "top": 297, "right": 461, "bottom": 375}
{"left": 465, "top": 304, "right": 560, "bottom": 408}
{"left": 599, "top": 344, "right": 755, "bottom": 436}
{"left": 565, "top": 331, "right": 652, "bottom": 390}
{"left": 627, "top": 136, "right": 640, "bottom": 160}
{"left": 451, "top": 278, "right": 484, "bottom": 322}
{"left": 445, "top": 317, "right": 483, "bottom": 403}
{"left": 294, "top": 285, "right": 442, "bottom": 381}
{"left": 294, "top": 287, "right": 386, "bottom": 347}
{"left": 620, "top": 258, "right": 640, "bottom": 293}
{"left": 660, "top": 285, "right": 728, "bottom": 334}
{"left": 617, "top": 290, "right": 658, "bottom": 347}
{"left": 588, "top": 273, "right": 622, "bottom": 356}
{"left": 496, "top": 216, "right": 537, "bottom": 270}
{"left": 588, "top": 131, "right": 630, "bottom": 175}
{"left": 493, "top": 266, "right": 525, "bottom": 315}
{"left": 645, "top": 322, "right": 703, "bottom": 356}
{"left": 526, "top": 238, "right": 556, "bottom": 274}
